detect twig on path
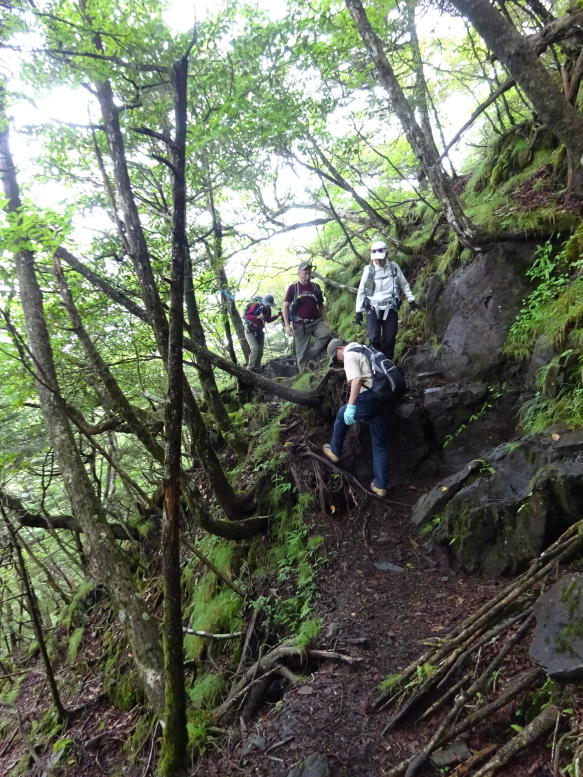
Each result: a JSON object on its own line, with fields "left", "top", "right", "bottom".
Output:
{"left": 308, "top": 649, "right": 366, "bottom": 665}
{"left": 265, "top": 734, "right": 295, "bottom": 754}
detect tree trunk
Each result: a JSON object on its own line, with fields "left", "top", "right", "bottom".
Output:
{"left": 184, "top": 251, "right": 235, "bottom": 427}
{"left": 3, "top": 512, "right": 67, "bottom": 722}
{"left": 95, "top": 78, "right": 247, "bottom": 519}
{"left": 0, "top": 97, "right": 165, "bottom": 716}
{"left": 450, "top": 0, "right": 583, "bottom": 191}
{"left": 344, "top": 0, "right": 487, "bottom": 248}
{"left": 159, "top": 54, "right": 188, "bottom": 776}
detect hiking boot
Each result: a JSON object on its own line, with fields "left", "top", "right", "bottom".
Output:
{"left": 370, "top": 482, "right": 387, "bottom": 498}
{"left": 322, "top": 444, "right": 340, "bottom": 463}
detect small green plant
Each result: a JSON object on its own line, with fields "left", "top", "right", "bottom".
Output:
{"left": 419, "top": 514, "right": 441, "bottom": 538}
{"left": 470, "top": 458, "right": 496, "bottom": 475}
{"left": 294, "top": 618, "right": 322, "bottom": 650}
{"left": 443, "top": 385, "right": 505, "bottom": 447}
{"left": 379, "top": 672, "right": 403, "bottom": 692}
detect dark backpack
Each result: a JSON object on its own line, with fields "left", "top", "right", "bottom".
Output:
{"left": 348, "top": 345, "right": 405, "bottom": 402}
{"left": 289, "top": 282, "right": 324, "bottom": 318}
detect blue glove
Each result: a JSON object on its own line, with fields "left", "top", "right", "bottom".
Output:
{"left": 344, "top": 404, "right": 357, "bottom": 425}
{"left": 355, "top": 312, "right": 363, "bottom": 325}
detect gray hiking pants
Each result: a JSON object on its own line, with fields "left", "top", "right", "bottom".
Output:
{"left": 292, "top": 318, "right": 331, "bottom": 368}
{"left": 245, "top": 327, "right": 264, "bottom": 371}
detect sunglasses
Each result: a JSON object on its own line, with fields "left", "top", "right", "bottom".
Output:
{"left": 371, "top": 249, "right": 386, "bottom": 254}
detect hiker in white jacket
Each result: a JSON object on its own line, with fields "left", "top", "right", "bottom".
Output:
{"left": 355, "top": 240, "right": 418, "bottom": 359}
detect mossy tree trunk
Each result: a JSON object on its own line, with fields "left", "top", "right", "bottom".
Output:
{"left": 159, "top": 53, "right": 188, "bottom": 777}
{"left": 345, "top": 0, "right": 487, "bottom": 250}
{"left": 450, "top": 0, "right": 583, "bottom": 194}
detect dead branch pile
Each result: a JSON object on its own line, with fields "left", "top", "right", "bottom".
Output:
{"left": 373, "top": 519, "right": 583, "bottom": 777}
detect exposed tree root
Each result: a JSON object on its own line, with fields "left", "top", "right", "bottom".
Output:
{"left": 470, "top": 704, "right": 559, "bottom": 777}
{"left": 374, "top": 520, "right": 583, "bottom": 777}
{"left": 213, "top": 639, "right": 364, "bottom": 723}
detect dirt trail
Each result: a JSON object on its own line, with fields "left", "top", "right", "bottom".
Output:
{"left": 198, "top": 418, "right": 527, "bottom": 777}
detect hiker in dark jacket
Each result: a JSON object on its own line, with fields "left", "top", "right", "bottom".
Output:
{"left": 322, "top": 337, "right": 391, "bottom": 497}
{"left": 355, "top": 240, "right": 418, "bottom": 359}
{"left": 243, "top": 294, "right": 281, "bottom": 372}
{"left": 282, "top": 262, "right": 331, "bottom": 370}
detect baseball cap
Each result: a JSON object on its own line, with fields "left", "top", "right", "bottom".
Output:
{"left": 297, "top": 261, "right": 313, "bottom": 272}
{"left": 327, "top": 337, "right": 346, "bottom": 366}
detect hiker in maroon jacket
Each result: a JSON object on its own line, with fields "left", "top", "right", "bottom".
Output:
{"left": 243, "top": 294, "right": 281, "bottom": 372}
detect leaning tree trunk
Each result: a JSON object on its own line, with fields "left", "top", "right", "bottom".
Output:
{"left": 0, "top": 97, "right": 164, "bottom": 715}
{"left": 345, "top": 0, "right": 487, "bottom": 249}
{"left": 448, "top": 0, "right": 583, "bottom": 193}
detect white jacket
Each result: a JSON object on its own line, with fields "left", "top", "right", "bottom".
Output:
{"left": 355, "top": 261, "right": 415, "bottom": 313}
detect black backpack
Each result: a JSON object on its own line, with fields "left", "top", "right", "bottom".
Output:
{"left": 348, "top": 345, "right": 405, "bottom": 402}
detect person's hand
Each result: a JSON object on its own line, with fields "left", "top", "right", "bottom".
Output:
{"left": 277, "top": 309, "right": 283, "bottom": 318}
{"left": 344, "top": 404, "right": 357, "bottom": 425}
{"left": 363, "top": 298, "right": 371, "bottom": 311}
{"left": 285, "top": 324, "right": 292, "bottom": 336}
{"left": 410, "top": 300, "right": 420, "bottom": 311}
{"left": 355, "top": 312, "right": 363, "bottom": 325}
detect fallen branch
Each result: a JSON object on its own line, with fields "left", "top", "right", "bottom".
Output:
{"left": 183, "top": 628, "right": 245, "bottom": 640}
{"left": 308, "top": 649, "right": 366, "bottom": 665}
{"left": 385, "top": 614, "right": 535, "bottom": 775}
{"left": 374, "top": 520, "right": 583, "bottom": 710}
{"left": 471, "top": 704, "right": 559, "bottom": 777}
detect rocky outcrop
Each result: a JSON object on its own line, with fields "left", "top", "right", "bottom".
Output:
{"left": 529, "top": 573, "right": 583, "bottom": 682}
{"left": 412, "top": 429, "right": 583, "bottom": 576}
{"left": 409, "top": 241, "right": 535, "bottom": 384}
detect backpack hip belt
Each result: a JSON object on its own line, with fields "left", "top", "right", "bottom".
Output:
{"left": 371, "top": 298, "right": 398, "bottom": 319}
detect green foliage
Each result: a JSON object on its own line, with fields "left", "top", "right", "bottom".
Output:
{"left": 66, "top": 626, "right": 84, "bottom": 661}
{"left": 102, "top": 634, "right": 143, "bottom": 711}
{"left": 184, "top": 589, "right": 242, "bottom": 662}
{"left": 187, "top": 673, "right": 226, "bottom": 709}
{"left": 61, "top": 581, "right": 97, "bottom": 630}
{"left": 443, "top": 384, "right": 505, "bottom": 447}
{"left": 186, "top": 710, "right": 211, "bottom": 758}
{"left": 294, "top": 618, "right": 322, "bottom": 650}
{"left": 52, "top": 736, "right": 74, "bottom": 754}
{"left": 378, "top": 672, "right": 403, "bottom": 692}
{"left": 504, "top": 241, "right": 571, "bottom": 359}
{"left": 265, "top": 494, "right": 323, "bottom": 632}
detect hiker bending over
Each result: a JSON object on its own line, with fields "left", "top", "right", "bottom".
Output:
{"left": 282, "top": 262, "right": 331, "bottom": 370}
{"left": 243, "top": 294, "right": 281, "bottom": 372}
{"left": 355, "top": 240, "right": 418, "bottom": 360}
{"left": 322, "top": 338, "right": 404, "bottom": 497}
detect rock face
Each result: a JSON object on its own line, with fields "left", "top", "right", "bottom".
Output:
{"left": 529, "top": 573, "right": 583, "bottom": 682}
{"left": 263, "top": 355, "right": 298, "bottom": 378}
{"left": 426, "top": 241, "right": 534, "bottom": 382}
{"left": 412, "top": 430, "right": 583, "bottom": 576}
